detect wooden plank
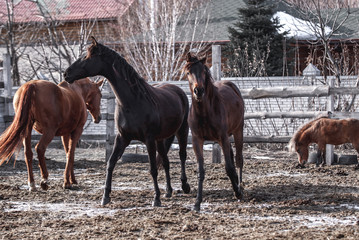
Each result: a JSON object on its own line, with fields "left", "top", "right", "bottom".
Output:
{"left": 244, "top": 111, "right": 328, "bottom": 119}
{"left": 240, "top": 86, "right": 329, "bottom": 99}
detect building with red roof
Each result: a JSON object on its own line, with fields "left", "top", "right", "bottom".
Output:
{"left": 0, "top": 0, "right": 133, "bottom": 44}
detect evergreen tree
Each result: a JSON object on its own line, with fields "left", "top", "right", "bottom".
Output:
{"left": 226, "top": 0, "right": 289, "bottom": 76}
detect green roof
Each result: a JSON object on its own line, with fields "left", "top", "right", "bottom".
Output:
{"left": 178, "top": 0, "right": 359, "bottom": 43}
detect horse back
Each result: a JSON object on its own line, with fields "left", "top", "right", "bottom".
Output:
{"left": 16, "top": 80, "right": 87, "bottom": 135}
{"left": 151, "top": 83, "right": 189, "bottom": 140}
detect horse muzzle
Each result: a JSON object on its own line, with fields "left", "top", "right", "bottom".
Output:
{"left": 93, "top": 114, "right": 102, "bottom": 124}
{"left": 193, "top": 87, "right": 205, "bottom": 101}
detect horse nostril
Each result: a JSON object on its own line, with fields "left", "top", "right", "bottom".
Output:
{"left": 194, "top": 87, "right": 204, "bottom": 97}
{"left": 94, "top": 114, "right": 101, "bottom": 123}
{"left": 194, "top": 87, "right": 199, "bottom": 95}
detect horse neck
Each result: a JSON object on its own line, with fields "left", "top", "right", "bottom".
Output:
{"left": 70, "top": 80, "right": 91, "bottom": 102}
{"left": 104, "top": 56, "right": 155, "bottom": 107}
{"left": 298, "top": 129, "right": 314, "bottom": 147}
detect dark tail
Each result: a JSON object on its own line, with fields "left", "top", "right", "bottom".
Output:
{"left": 0, "top": 84, "right": 34, "bottom": 165}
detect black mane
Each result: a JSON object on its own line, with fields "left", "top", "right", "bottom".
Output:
{"left": 96, "top": 43, "right": 157, "bottom": 104}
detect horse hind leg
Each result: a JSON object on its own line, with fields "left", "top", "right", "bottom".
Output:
{"left": 156, "top": 135, "right": 174, "bottom": 169}
{"left": 156, "top": 140, "right": 172, "bottom": 198}
{"left": 23, "top": 128, "right": 35, "bottom": 191}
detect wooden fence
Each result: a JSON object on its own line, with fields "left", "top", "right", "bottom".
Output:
{"left": 2, "top": 51, "right": 359, "bottom": 165}
{"left": 100, "top": 79, "right": 359, "bottom": 164}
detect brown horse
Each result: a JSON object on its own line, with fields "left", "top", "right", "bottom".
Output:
{"left": 0, "top": 78, "right": 104, "bottom": 190}
{"left": 289, "top": 116, "right": 359, "bottom": 167}
{"left": 184, "top": 53, "right": 245, "bottom": 211}
{"left": 64, "top": 37, "right": 190, "bottom": 207}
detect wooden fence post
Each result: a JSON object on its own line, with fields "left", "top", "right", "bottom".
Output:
{"left": 326, "top": 78, "right": 335, "bottom": 165}
{"left": 212, "top": 45, "right": 222, "bottom": 163}
{"left": 105, "top": 84, "right": 116, "bottom": 160}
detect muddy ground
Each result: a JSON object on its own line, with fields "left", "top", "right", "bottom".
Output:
{"left": 1, "top": 144, "right": 359, "bottom": 239}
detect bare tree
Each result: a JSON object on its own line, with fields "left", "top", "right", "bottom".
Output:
{"left": 285, "top": 0, "right": 354, "bottom": 85}
{"left": 116, "top": 0, "right": 211, "bottom": 82}
{"left": 21, "top": 1, "right": 97, "bottom": 83}
{"left": 0, "top": 0, "right": 39, "bottom": 85}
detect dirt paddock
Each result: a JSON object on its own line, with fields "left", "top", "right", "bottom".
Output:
{"left": 1, "top": 144, "right": 359, "bottom": 239}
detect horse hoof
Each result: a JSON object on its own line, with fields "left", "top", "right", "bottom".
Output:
{"left": 40, "top": 181, "right": 49, "bottom": 191}
{"left": 152, "top": 199, "right": 161, "bottom": 207}
{"left": 71, "top": 180, "right": 78, "bottom": 185}
{"left": 193, "top": 204, "right": 200, "bottom": 212}
{"left": 101, "top": 197, "right": 111, "bottom": 206}
{"left": 164, "top": 192, "right": 172, "bottom": 198}
{"left": 63, "top": 183, "right": 72, "bottom": 190}
{"left": 235, "top": 188, "right": 244, "bottom": 200}
{"left": 28, "top": 182, "right": 36, "bottom": 192}
{"left": 182, "top": 183, "right": 191, "bottom": 194}
{"left": 295, "top": 164, "right": 305, "bottom": 169}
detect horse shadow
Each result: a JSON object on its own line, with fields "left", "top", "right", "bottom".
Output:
{"left": 246, "top": 182, "right": 359, "bottom": 214}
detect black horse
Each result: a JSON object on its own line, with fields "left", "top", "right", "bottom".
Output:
{"left": 64, "top": 37, "right": 190, "bottom": 207}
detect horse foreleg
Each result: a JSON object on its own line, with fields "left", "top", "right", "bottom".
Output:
{"left": 156, "top": 140, "right": 172, "bottom": 198}
{"left": 192, "top": 135, "right": 204, "bottom": 212}
{"left": 147, "top": 138, "right": 161, "bottom": 207}
{"left": 35, "top": 131, "right": 55, "bottom": 190}
{"left": 23, "top": 131, "right": 35, "bottom": 191}
{"left": 221, "top": 136, "right": 241, "bottom": 200}
{"left": 102, "top": 134, "right": 129, "bottom": 206}
{"left": 63, "top": 131, "right": 82, "bottom": 189}
{"left": 316, "top": 144, "right": 326, "bottom": 167}
{"left": 61, "top": 134, "right": 71, "bottom": 188}
{"left": 316, "top": 149, "right": 325, "bottom": 167}
{"left": 176, "top": 126, "right": 190, "bottom": 194}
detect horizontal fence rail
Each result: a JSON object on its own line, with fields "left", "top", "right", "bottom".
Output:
{"left": 2, "top": 76, "right": 359, "bottom": 162}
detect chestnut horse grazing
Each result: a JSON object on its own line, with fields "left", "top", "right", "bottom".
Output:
{"left": 64, "top": 37, "right": 190, "bottom": 207}
{"left": 0, "top": 78, "right": 103, "bottom": 190}
{"left": 184, "top": 54, "right": 245, "bottom": 211}
{"left": 289, "top": 116, "right": 359, "bottom": 167}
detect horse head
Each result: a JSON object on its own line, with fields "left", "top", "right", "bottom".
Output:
{"left": 74, "top": 77, "right": 104, "bottom": 124}
{"left": 86, "top": 78, "right": 104, "bottom": 124}
{"left": 64, "top": 37, "right": 106, "bottom": 83}
{"left": 184, "top": 53, "right": 210, "bottom": 102}
{"left": 289, "top": 139, "right": 308, "bottom": 167}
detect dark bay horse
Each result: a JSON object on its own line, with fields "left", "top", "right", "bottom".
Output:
{"left": 64, "top": 37, "right": 190, "bottom": 207}
{"left": 0, "top": 78, "right": 103, "bottom": 190}
{"left": 184, "top": 54, "right": 245, "bottom": 211}
{"left": 289, "top": 116, "right": 359, "bottom": 167}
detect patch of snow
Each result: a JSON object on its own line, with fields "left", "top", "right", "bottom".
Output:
{"left": 4, "top": 201, "right": 118, "bottom": 218}
{"left": 252, "top": 156, "right": 275, "bottom": 160}
{"left": 273, "top": 11, "right": 332, "bottom": 40}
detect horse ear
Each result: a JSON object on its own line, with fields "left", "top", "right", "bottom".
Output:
{"left": 200, "top": 54, "right": 207, "bottom": 64}
{"left": 91, "top": 36, "right": 98, "bottom": 46}
{"left": 186, "top": 52, "right": 192, "bottom": 62}
{"left": 97, "top": 78, "right": 105, "bottom": 88}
